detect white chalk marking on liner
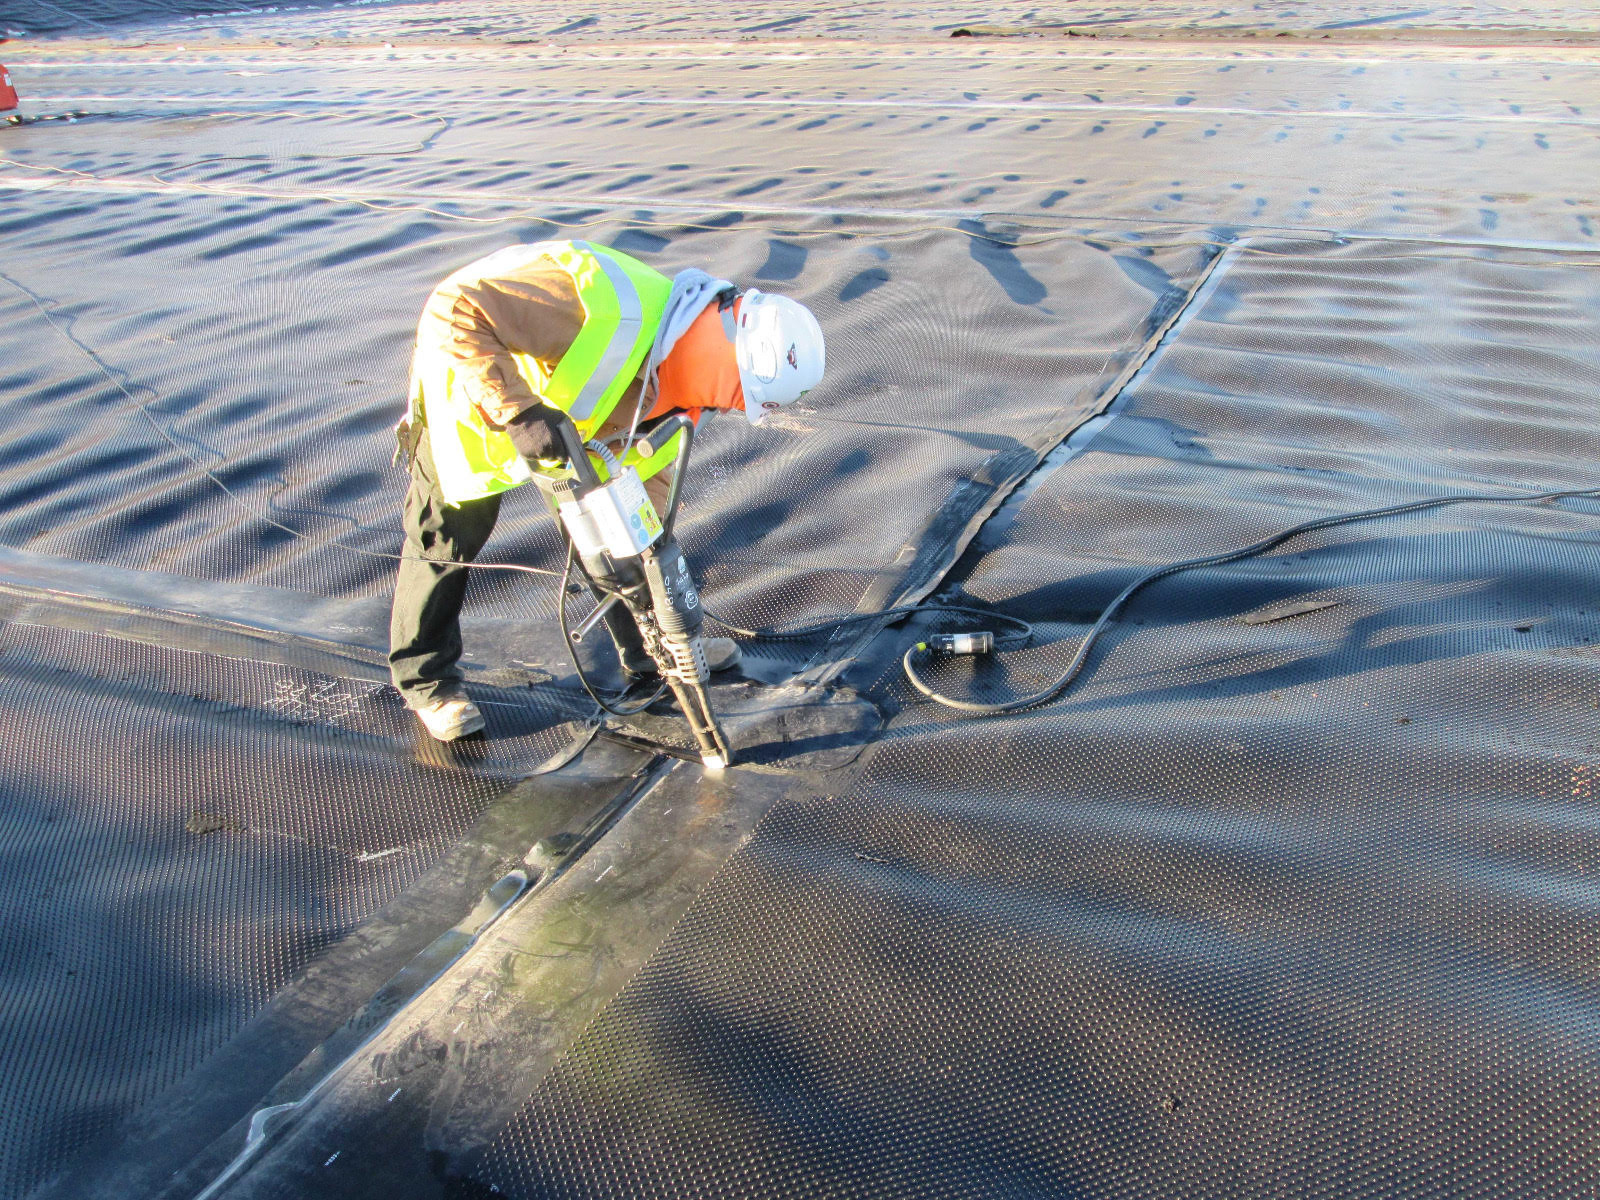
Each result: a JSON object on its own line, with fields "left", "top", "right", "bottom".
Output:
{"left": 17, "top": 43, "right": 1600, "bottom": 68}
{"left": 23, "top": 92, "right": 1600, "bottom": 126}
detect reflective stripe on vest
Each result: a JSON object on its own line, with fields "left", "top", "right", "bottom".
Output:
{"left": 591, "top": 426, "right": 685, "bottom": 486}
{"left": 420, "top": 241, "right": 672, "bottom": 505}
{"left": 567, "top": 244, "right": 645, "bottom": 423}
{"left": 524, "top": 241, "right": 654, "bottom": 431}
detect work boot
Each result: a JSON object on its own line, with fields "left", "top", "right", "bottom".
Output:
{"left": 411, "top": 690, "right": 486, "bottom": 741}
{"left": 704, "top": 636, "right": 743, "bottom": 673}
{"left": 599, "top": 604, "right": 659, "bottom": 679}
{"left": 621, "top": 636, "right": 742, "bottom": 682}
{"left": 571, "top": 548, "right": 739, "bottom": 678}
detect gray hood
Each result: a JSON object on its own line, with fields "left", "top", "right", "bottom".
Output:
{"left": 621, "top": 268, "right": 735, "bottom": 443}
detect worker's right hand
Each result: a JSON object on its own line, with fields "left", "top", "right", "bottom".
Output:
{"left": 505, "top": 405, "right": 568, "bottom": 466}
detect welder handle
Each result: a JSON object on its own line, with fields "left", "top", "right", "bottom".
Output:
{"left": 508, "top": 406, "right": 602, "bottom": 490}
{"left": 634, "top": 414, "right": 694, "bottom": 542}
{"left": 569, "top": 592, "right": 619, "bottom": 644}
{"left": 634, "top": 413, "right": 693, "bottom": 459}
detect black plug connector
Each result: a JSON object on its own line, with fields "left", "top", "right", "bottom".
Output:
{"left": 922, "top": 631, "right": 995, "bottom": 656}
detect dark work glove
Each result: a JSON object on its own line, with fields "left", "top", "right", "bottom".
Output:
{"left": 505, "top": 405, "right": 568, "bottom": 466}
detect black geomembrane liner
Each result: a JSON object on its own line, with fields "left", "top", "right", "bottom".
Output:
{"left": 0, "top": 218, "right": 1188, "bottom": 633}
{"left": 0, "top": 621, "right": 579, "bottom": 1200}
{"left": 471, "top": 241, "right": 1600, "bottom": 1199}
{"left": 8, "top": 13, "right": 1600, "bottom": 1195}
{"left": 0, "top": 210, "right": 1197, "bottom": 1196}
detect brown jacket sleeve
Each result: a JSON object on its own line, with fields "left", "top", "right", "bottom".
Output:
{"left": 416, "top": 252, "right": 588, "bottom": 428}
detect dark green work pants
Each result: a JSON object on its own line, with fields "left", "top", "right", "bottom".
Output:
{"left": 388, "top": 424, "right": 664, "bottom": 706}
{"left": 388, "top": 429, "right": 502, "bottom": 707}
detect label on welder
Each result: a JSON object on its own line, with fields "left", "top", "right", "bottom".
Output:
{"left": 627, "top": 481, "right": 664, "bottom": 545}
{"left": 571, "top": 468, "right": 662, "bottom": 558}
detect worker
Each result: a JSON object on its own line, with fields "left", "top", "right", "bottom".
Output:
{"left": 389, "top": 240, "right": 826, "bottom": 741}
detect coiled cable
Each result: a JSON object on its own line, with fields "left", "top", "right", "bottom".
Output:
{"left": 902, "top": 484, "right": 1600, "bottom": 715}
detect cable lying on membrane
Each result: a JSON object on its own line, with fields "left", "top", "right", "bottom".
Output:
{"left": 16, "top": 263, "right": 1600, "bottom": 725}
{"left": 901, "top": 485, "right": 1600, "bottom": 715}
{"left": 706, "top": 602, "right": 1034, "bottom": 644}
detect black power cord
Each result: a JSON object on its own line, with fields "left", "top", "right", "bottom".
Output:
{"left": 903, "top": 484, "right": 1600, "bottom": 715}
{"left": 705, "top": 602, "right": 1034, "bottom": 644}
{"left": 556, "top": 541, "right": 666, "bottom": 718}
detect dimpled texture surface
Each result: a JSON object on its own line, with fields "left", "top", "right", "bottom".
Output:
{"left": 8, "top": 8, "right": 1600, "bottom": 1198}
{"left": 474, "top": 241, "right": 1600, "bottom": 1199}
{"left": 0, "top": 621, "right": 580, "bottom": 1200}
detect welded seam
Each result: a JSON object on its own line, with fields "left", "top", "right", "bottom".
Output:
{"left": 0, "top": 578, "right": 391, "bottom": 670}
{"left": 188, "top": 871, "right": 536, "bottom": 1200}
{"left": 0, "top": 606, "right": 598, "bottom": 792}
{"left": 189, "top": 752, "right": 672, "bottom": 1200}
{"left": 970, "top": 239, "right": 1252, "bottom": 542}
{"left": 928, "top": 235, "right": 1247, "bottom": 572}
{"left": 798, "top": 236, "right": 1244, "bottom": 689}
{"left": 1085, "top": 237, "right": 1251, "bottom": 407}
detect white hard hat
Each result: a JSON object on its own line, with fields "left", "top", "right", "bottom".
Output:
{"left": 734, "top": 289, "right": 825, "bottom": 424}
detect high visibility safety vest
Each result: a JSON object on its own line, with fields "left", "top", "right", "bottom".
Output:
{"left": 418, "top": 241, "right": 682, "bottom": 505}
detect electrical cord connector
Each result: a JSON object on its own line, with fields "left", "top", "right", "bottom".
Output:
{"left": 902, "top": 483, "right": 1600, "bottom": 716}
{"left": 920, "top": 631, "right": 995, "bottom": 656}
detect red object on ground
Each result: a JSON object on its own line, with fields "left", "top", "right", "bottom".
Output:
{"left": 0, "top": 65, "right": 16, "bottom": 112}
